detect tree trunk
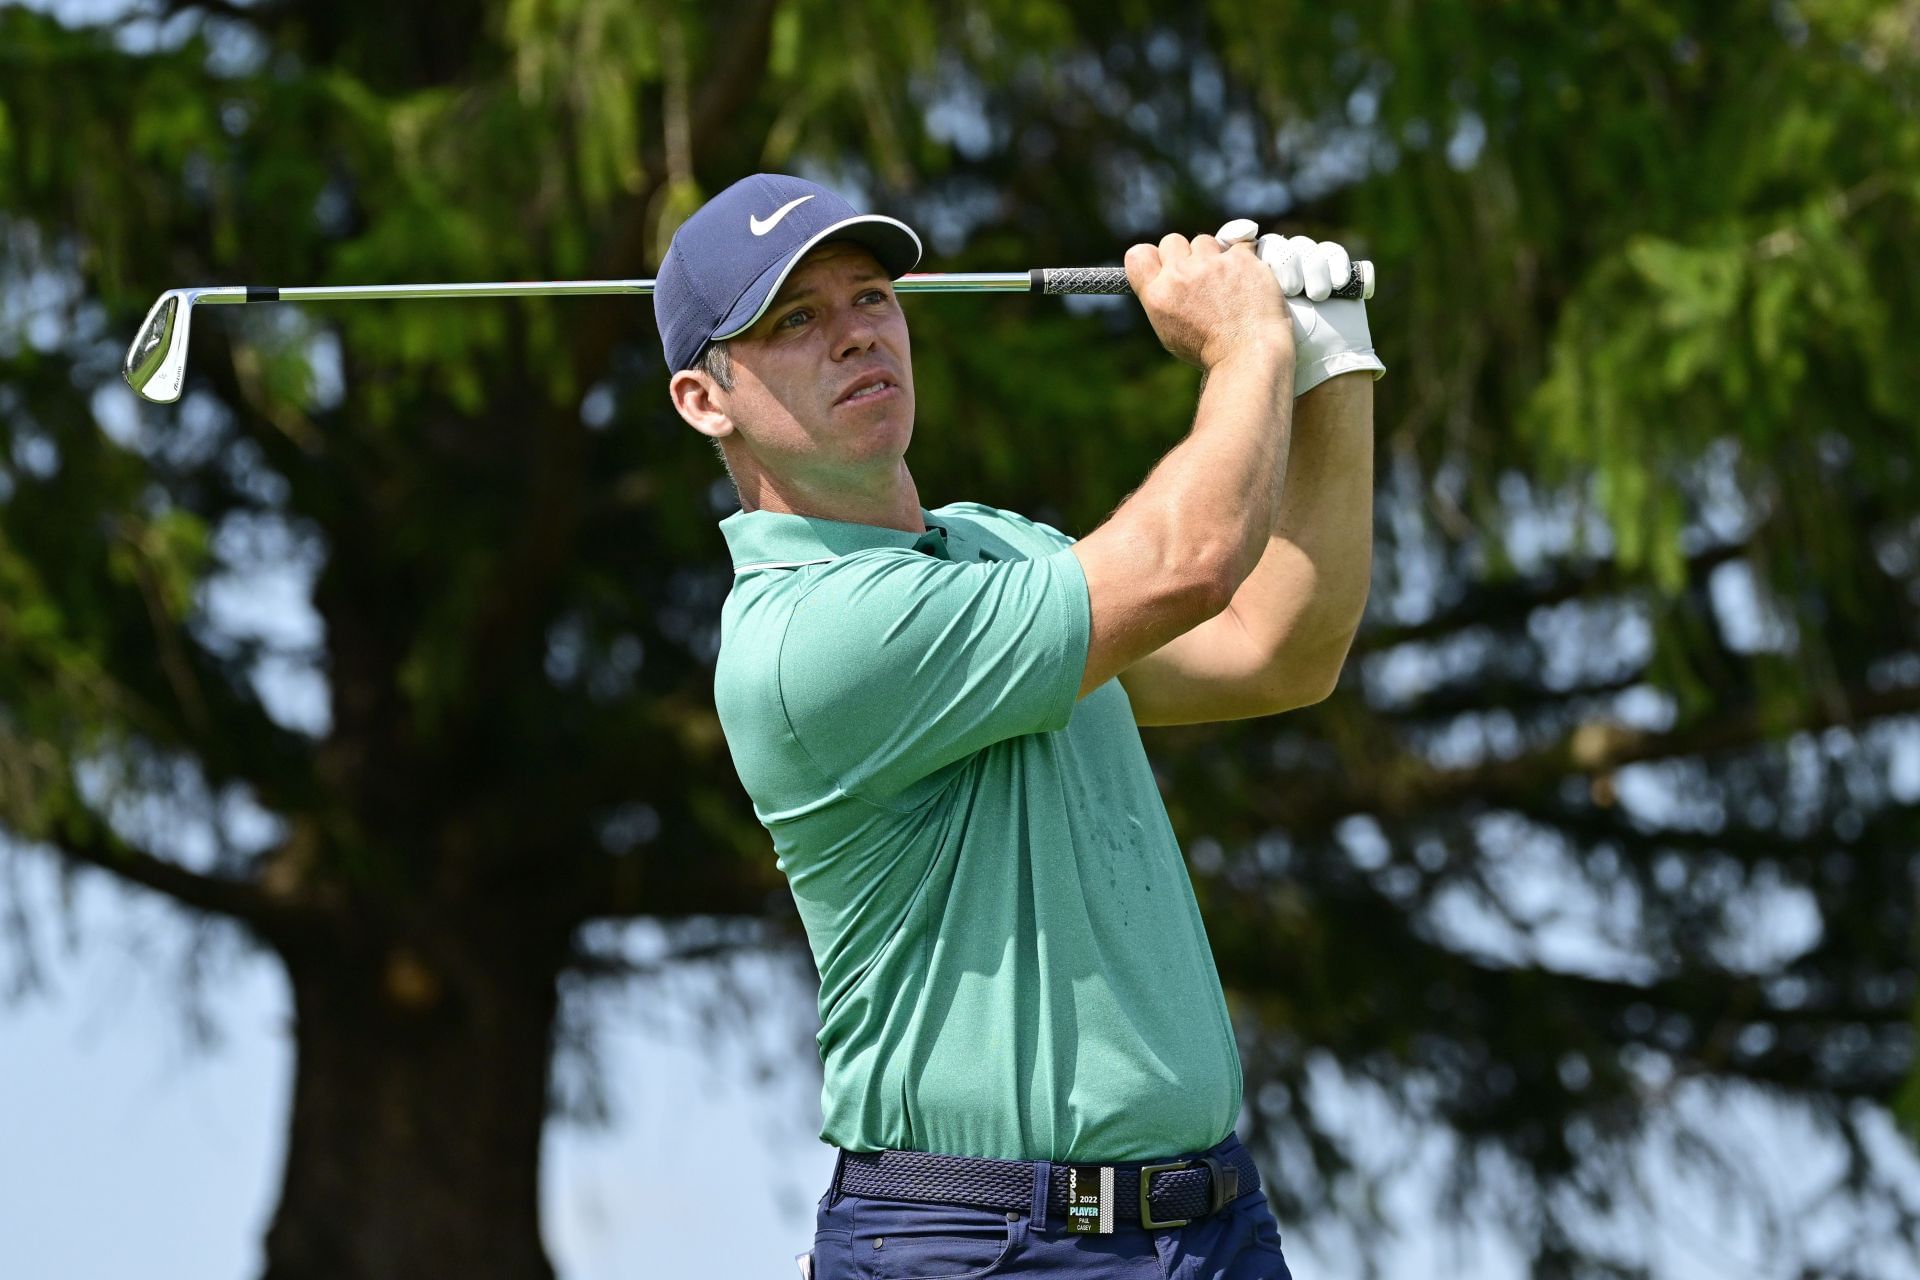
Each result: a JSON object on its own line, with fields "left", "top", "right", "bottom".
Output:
{"left": 260, "top": 927, "right": 565, "bottom": 1280}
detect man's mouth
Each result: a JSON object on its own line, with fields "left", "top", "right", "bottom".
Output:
{"left": 838, "top": 377, "right": 896, "bottom": 405}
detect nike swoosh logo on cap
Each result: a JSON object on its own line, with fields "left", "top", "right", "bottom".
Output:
{"left": 750, "top": 195, "right": 813, "bottom": 236}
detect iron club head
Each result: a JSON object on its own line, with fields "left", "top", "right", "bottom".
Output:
{"left": 123, "top": 289, "right": 193, "bottom": 404}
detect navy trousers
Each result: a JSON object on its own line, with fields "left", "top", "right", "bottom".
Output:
{"left": 806, "top": 1134, "right": 1293, "bottom": 1279}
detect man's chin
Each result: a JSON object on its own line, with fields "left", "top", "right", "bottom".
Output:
{"left": 842, "top": 394, "right": 912, "bottom": 437}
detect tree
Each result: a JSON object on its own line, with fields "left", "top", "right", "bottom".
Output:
{"left": 3, "top": 2, "right": 1916, "bottom": 1277}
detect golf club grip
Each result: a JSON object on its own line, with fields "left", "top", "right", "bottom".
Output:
{"left": 1035, "top": 264, "right": 1373, "bottom": 300}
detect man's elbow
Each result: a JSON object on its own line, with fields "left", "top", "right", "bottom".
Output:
{"left": 1257, "top": 628, "right": 1359, "bottom": 713}
{"left": 1257, "top": 668, "right": 1340, "bottom": 715}
{"left": 1294, "top": 664, "right": 1346, "bottom": 708}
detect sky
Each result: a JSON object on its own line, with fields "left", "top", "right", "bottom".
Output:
{"left": 0, "top": 848, "right": 838, "bottom": 1280}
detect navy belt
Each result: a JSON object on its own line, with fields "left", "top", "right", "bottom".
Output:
{"left": 834, "top": 1140, "right": 1260, "bottom": 1230}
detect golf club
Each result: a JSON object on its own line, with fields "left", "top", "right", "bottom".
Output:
{"left": 122, "top": 262, "right": 1375, "bottom": 404}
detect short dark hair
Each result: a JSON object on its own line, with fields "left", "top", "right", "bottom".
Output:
{"left": 697, "top": 340, "right": 733, "bottom": 390}
{"left": 694, "top": 340, "right": 737, "bottom": 481}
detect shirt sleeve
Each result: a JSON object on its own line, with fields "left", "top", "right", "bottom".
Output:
{"left": 776, "top": 547, "right": 1091, "bottom": 804}
{"left": 1010, "top": 512, "right": 1077, "bottom": 550}
{"left": 942, "top": 501, "right": 1078, "bottom": 551}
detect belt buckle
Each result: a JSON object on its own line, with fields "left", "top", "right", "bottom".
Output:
{"left": 1138, "top": 1159, "right": 1198, "bottom": 1230}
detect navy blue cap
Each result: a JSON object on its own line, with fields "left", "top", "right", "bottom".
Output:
{"left": 654, "top": 174, "right": 923, "bottom": 374}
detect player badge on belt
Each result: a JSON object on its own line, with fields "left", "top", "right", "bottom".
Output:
{"left": 1065, "top": 1165, "right": 1116, "bottom": 1234}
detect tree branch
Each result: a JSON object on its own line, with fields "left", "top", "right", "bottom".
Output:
{"left": 684, "top": 0, "right": 786, "bottom": 162}
{"left": 154, "top": 0, "right": 270, "bottom": 26}
{"left": 568, "top": 0, "right": 785, "bottom": 391}
{"left": 42, "top": 820, "right": 309, "bottom": 935}
{"left": 1510, "top": 796, "right": 1920, "bottom": 868}
{"left": 567, "top": 932, "right": 769, "bottom": 983}
{"left": 576, "top": 835, "right": 789, "bottom": 923}
{"left": 1356, "top": 540, "right": 1749, "bottom": 656}
{"left": 1262, "top": 679, "right": 1920, "bottom": 829}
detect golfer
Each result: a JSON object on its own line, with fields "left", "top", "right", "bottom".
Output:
{"left": 658, "top": 173, "right": 1380, "bottom": 1279}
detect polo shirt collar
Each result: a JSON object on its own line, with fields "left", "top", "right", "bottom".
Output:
{"left": 721, "top": 507, "right": 952, "bottom": 573}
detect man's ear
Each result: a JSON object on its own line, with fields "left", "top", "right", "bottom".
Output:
{"left": 669, "top": 369, "right": 733, "bottom": 441}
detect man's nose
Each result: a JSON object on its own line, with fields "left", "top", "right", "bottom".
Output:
{"left": 831, "top": 308, "right": 880, "bottom": 360}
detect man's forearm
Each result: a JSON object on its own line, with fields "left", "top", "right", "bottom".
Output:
{"left": 1109, "top": 337, "right": 1296, "bottom": 595}
{"left": 1220, "top": 371, "right": 1374, "bottom": 669}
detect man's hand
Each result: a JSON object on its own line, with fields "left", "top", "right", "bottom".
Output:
{"left": 1213, "top": 221, "right": 1388, "bottom": 398}
{"left": 1125, "top": 230, "right": 1294, "bottom": 373}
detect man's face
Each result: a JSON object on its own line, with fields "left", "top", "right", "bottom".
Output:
{"left": 707, "top": 242, "right": 915, "bottom": 487}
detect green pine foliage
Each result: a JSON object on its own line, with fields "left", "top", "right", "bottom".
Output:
{"left": 3, "top": 1, "right": 1917, "bottom": 1275}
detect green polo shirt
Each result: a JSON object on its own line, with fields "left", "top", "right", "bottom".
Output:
{"left": 714, "top": 500, "right": 1242, "bottom": 1162}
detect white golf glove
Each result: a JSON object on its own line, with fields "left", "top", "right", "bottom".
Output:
{"left": 1217, "top": 219, "right": 1386, "bottom": 398}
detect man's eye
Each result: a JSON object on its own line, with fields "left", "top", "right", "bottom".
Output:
{"left": 861, "top": 289, "right": 887, "bottom": 304}
{"left": 777, "top": 308, "right": 810, "bottom": 330}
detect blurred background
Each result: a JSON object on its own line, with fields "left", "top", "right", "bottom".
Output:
{"left": 3, "top": 1, "right": 1919, "bottom": 1277}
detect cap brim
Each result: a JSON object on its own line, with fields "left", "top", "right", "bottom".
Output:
{"left": 711, "top": 215, "right": 924, "bottom": 341}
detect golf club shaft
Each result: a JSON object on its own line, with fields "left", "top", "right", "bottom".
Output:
{"left": 124, "top": 264, "right": 1377, "bottom": 403}
{"left": 179, "top": 264, "right": 1373, "bottom": 304}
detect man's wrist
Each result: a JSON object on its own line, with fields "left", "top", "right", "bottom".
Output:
{"left": 1296, "top": 367, "right": 1373, "bottom": 410}
{"left": 1204, "top": 333, "right": 1295, "bottom": 381}
{"left": 1294, "top": 349, "right": 1383, "bottom": 397}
